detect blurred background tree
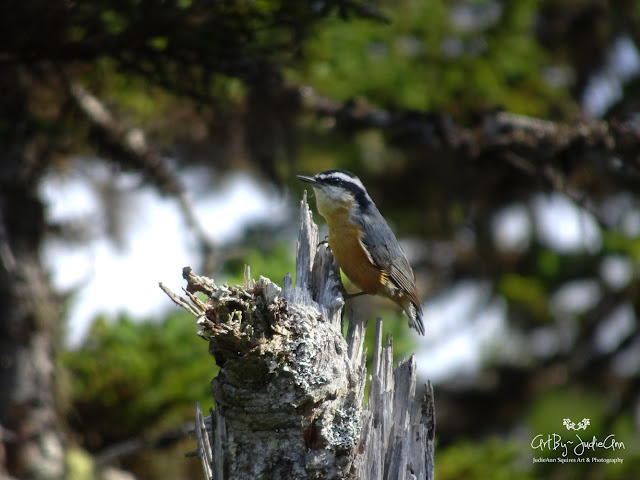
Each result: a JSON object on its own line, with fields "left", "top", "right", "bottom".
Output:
{"left": 1, "top": 0, "right": 639, "bottom": 479}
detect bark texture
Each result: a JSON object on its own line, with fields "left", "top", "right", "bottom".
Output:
{"left": 163, "top": 193, "right": 435, "bottom": 479}
{"left": 0, "top": 70, "right": 65, "bottom": 480}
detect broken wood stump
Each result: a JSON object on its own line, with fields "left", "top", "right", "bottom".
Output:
{"left": 161, "top": 193, "right": 435, "bottom": 480}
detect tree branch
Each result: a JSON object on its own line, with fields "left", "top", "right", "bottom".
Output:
{"left": 300, "top": 86, "right": 640, "bottom": 189}
{"left": 65, "top": 80, "right": 226, "bottom": 268}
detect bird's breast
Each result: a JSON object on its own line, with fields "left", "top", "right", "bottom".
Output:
{"left": 326, "top": 215, "right": 384, "bottom": 295}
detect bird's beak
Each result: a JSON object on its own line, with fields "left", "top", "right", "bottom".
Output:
{"left": 297, "top": 175, "right": 317, "bottom": 185}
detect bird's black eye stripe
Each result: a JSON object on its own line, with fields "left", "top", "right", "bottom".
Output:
{"left": 317, "top": 173, "right": 372, "bottom": 209}
{"left": 322, "top": 176, "right": 347, "bottom": 187}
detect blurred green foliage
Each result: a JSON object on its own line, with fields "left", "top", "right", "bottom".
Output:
{"left": 602, "top": 230, "right": 640, "bottom": 261}
{"left": 498, "top": 273, "right": 550, "bottom": 323}
{"left": 438, "top": 434, "right": 639, "bottom": 480}
{"left": 436, "top": 385, "right": 640, "bottom": 480}
{"left": 61, "top": 311, "right": 216, "bottom": 449}
{"left": 524, "top": 387, "right": 640, "bottom": 480}
{"left": 291, "top": 0, "right": 573, "bottom": 118}
{"left": 222, "top": 241, "right": 296, "bottom": 286}
{"left": 438, "top": 438, "right": 535, "bottom": 480}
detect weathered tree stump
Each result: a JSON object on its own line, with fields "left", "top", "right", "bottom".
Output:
{"left": 161, "top": 193, "right": 435, "bottom": 480}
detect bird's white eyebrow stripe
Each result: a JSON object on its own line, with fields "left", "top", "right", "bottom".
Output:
{"left": 317, "top": 171, "right": 365, "bottom": 189}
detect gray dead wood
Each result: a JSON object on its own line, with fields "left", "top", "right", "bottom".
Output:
{"left": 162, "top": 192, "right": 435, "bottom": 480}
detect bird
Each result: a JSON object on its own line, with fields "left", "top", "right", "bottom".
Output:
{"left": 297, "top": 169, "right": 424, "bottom": 335}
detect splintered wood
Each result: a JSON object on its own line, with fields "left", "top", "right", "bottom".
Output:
{"left": 163, "top": 194, "right": 435, "bottom": 480}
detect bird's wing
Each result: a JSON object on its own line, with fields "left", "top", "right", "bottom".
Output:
{"left": 360, "top": 209, "right": 422, "bottom": 308}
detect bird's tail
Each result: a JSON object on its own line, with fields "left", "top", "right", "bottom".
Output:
{"left": 402, "top": 299, "right": 425, "bottom": 335}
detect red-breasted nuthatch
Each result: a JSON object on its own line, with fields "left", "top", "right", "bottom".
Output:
{"left": 298, "top": 169, "right": 424, "bottom": 335}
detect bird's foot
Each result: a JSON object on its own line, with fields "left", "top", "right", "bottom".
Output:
{"left": 342, "top": 290, "right": 367, "bottom": 299}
